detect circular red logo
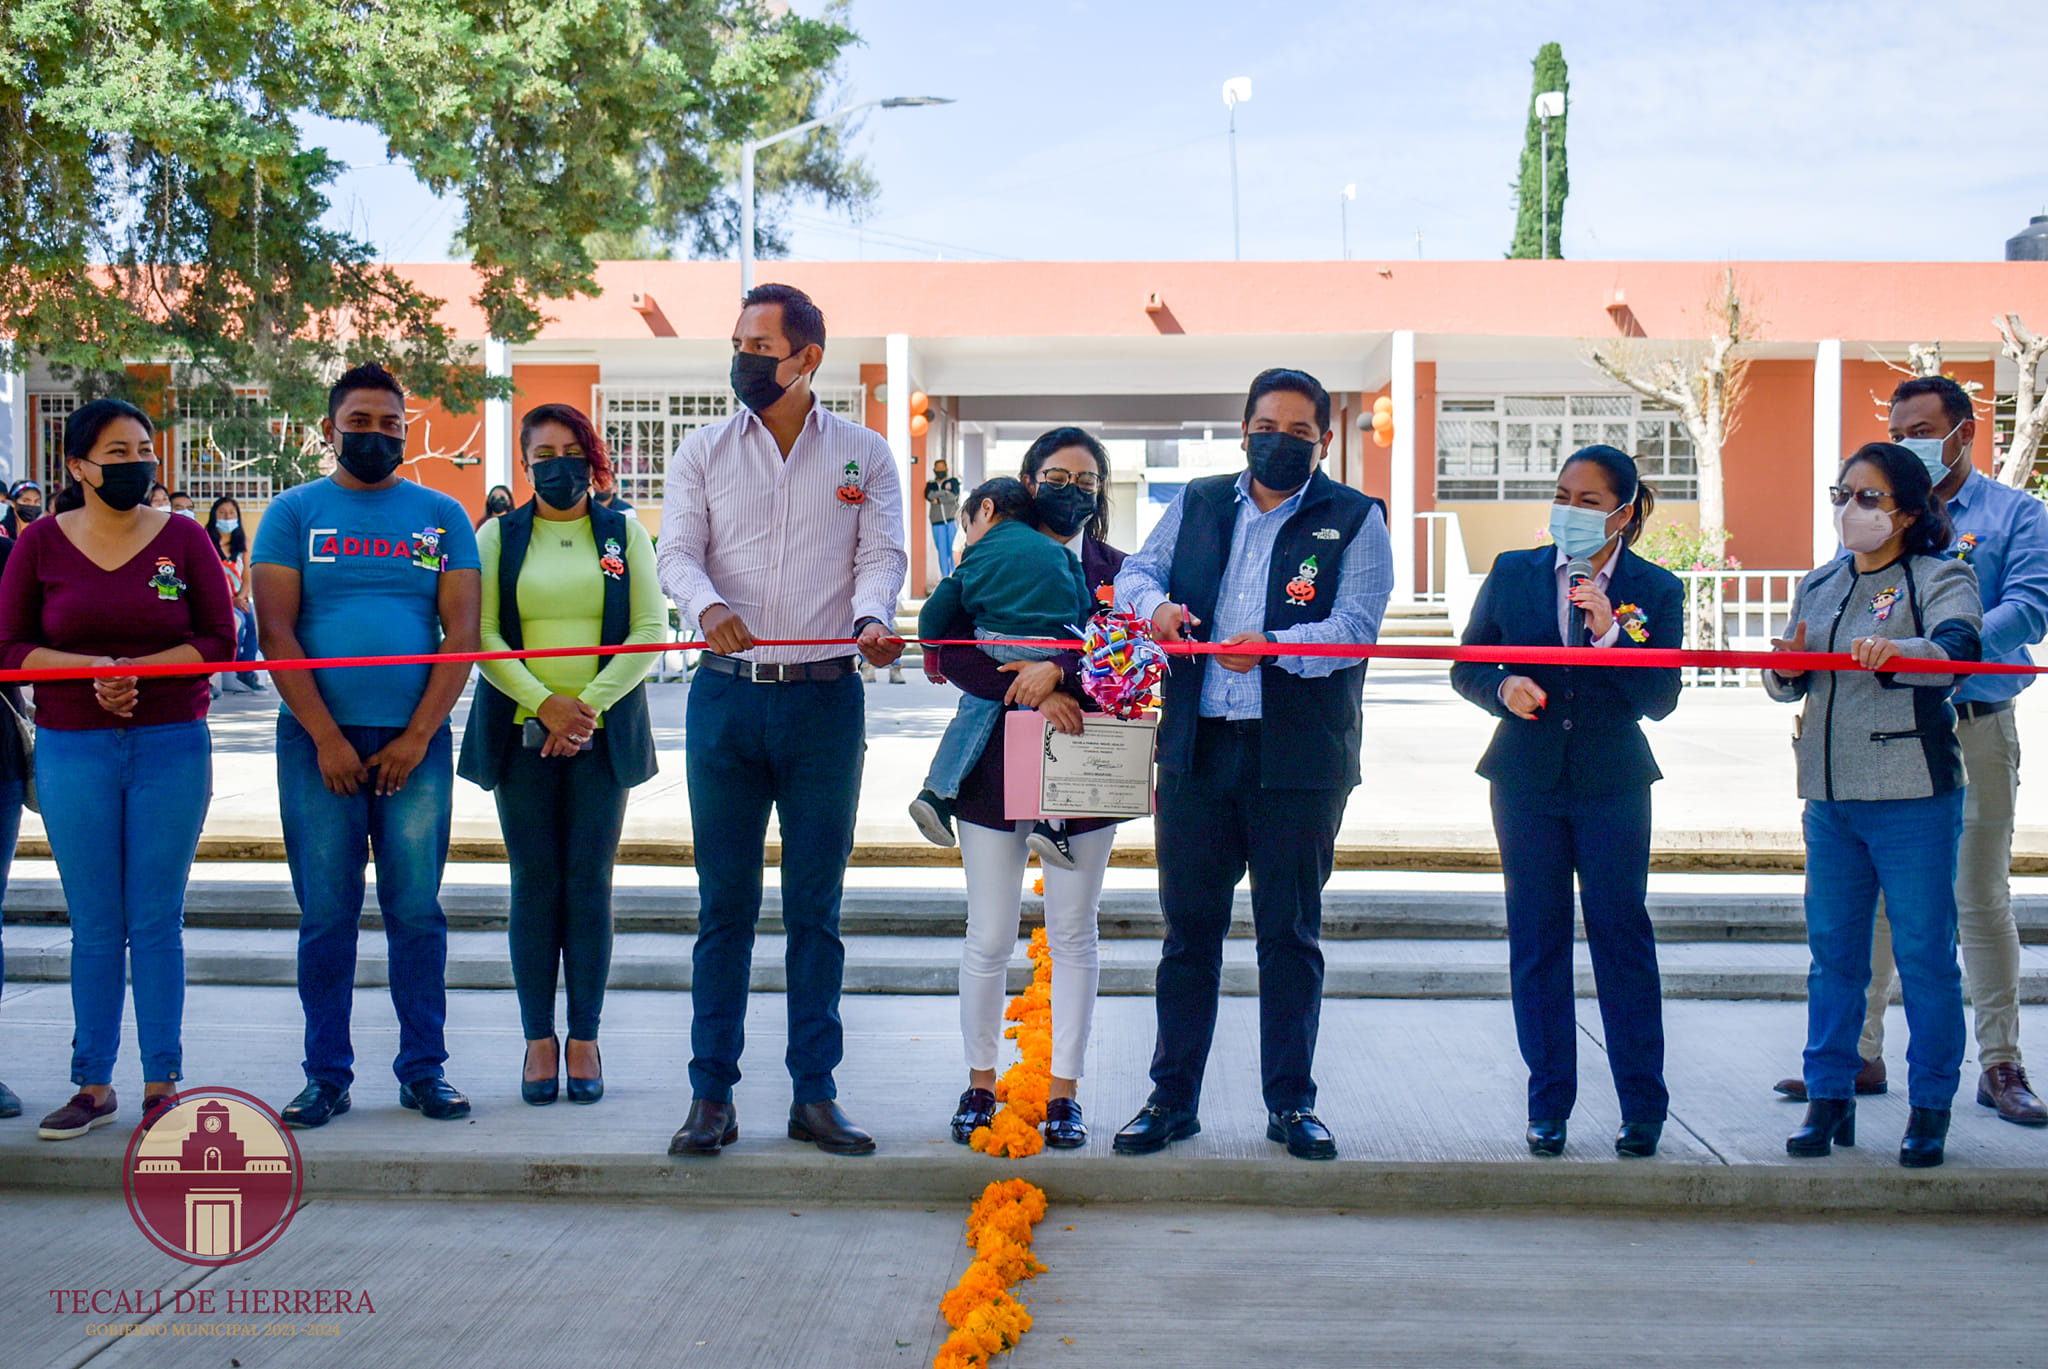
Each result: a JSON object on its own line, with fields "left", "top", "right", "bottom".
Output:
{"left": 121, "top": 1087, "right": 303, "bottom": 1266}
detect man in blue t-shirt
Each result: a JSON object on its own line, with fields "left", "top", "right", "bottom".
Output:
{"left": 252, "top": 362, "right": 482, "bottom": 1128}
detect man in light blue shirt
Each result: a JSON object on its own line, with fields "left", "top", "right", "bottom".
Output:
{"left": 1775, "top": 376, "right": 2048, "bottom": 1125}
{"left": 1109, "top": 368, "right": 1393, "bottom": 1162}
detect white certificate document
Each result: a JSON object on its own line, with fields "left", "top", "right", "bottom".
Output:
{"left": 1037, "top": 715, "right": 1157, "bottom": 818}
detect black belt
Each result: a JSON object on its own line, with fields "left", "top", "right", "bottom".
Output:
{"left": 1955, "top": 699, "right": 2013, "bottom": 721}
{"left": 698, "top": 654, "right": 856, "bottom": 684}
{"left": 1196, "top": 716, "right": 1261, "bottom": 734}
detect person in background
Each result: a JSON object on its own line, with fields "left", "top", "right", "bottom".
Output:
{"left": 207, "top": 496, "right": 263, "bottom": 693}
{"left": 459, "top": 403, "right": 663, "bottom": 1107}
{"left": 0, "top": 533, "right": 30, "bottom": 1121}
{"left": 1450, "top": 445, "right": 1683, "bottom": 1159}
{"left": 592, "top": 481, "right": 634, "bottom": 514}
{"left": 1770, "top": 376, "right": 2048, "bottom": 1126}
{"left": 146, "top": 483, "right": 171, "bottom": 511}
{"left": 3, "top": 480, "right": 43, "bottom": 539}
{"left": 930, "top": 426, "right": 1128, "bottom": 1150}
{"left": 1111, "top": 367, "right": 1393, "bottom": 1162}
{"left": 0, "top": 397, "right": 234, "bottom": 1140}
{"left": 478, "top": 484, "right": 514, "bottom": 529}
{"left": 253, "top": 362, "right": 482, "bottom": 1129}
{"left": 169, "top": 491, "right": 197, "bottom": 520}
{"left": 925, "top": 458, "right": 962, "bottom": 578}
{"left": 657, "top": 282, "right": 905, "bottom": 1158}
{"left": 1768, "top": 441, "right": 1981, "bottom": 1169}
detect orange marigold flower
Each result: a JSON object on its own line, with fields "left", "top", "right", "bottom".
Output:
{"left": 940, "top": 1266, "right": 1014, "bottom": 1327}
{"left": 963, "top": 1297, "right": 1033, "bottom": 1352}
{"left": 973, "top": 1233, "right": 1047, "bottom": 1284}
{"left": 933, "top": 1327, "right": 988, "bottom": 1369}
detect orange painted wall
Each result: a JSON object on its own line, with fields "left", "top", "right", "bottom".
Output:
{"left": 1841, "top": 358, "right": 1998, "bottom": 474}
{"left": 1721, "top": 360, "right": 1813, "bottom": 568}
{"left": 401, "top": 396, "right": 485, "bottom": 516}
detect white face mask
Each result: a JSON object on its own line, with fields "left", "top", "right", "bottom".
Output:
{"left": 1833, "top": 499, "right": 1895, "bottom": 555}
{"left": 1895, "top": 421, "right": 1964, "bottom": 486}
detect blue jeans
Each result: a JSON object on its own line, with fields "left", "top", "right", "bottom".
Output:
{"left": 685, "top": 669, "right": 863, "bottom": 1104}
{"left": 922, "top": 639, "right": 1061, "bottom": 799}
{"left": 37, "top": 723, "right": 211, "bottom": 1086}
{"left": 1802, "top": 792, "right": 1967, "bottom": 1109}
{"left": 233, "top": 607, "right": 261, "bottom": 687}
{"left": 278, "top": 714, "right": 454, "bottom": 1089}
{"left": 932, "top": 520, "right": 957, "bottom": 578}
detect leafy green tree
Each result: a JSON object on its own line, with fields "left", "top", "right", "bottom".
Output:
{"left": 1508, "top": 42, "right": 1569, "bottom": 260}
{"left": 0, "top": 0, "right": 868, "bottom": 479}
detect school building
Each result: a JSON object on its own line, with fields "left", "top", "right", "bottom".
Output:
{"left": 5, "top": 258, "right": 2045, "bottom": 602}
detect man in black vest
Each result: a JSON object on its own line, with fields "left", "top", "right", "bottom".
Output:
{"left": 1111, "top": 368, "right": 1393, "bottom": 1159}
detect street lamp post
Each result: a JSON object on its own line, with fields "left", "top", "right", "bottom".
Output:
{"left": 1222, "top": 77, "right": 1252, "bottom": 261}
{"left": 1340, "top": 183, "right": 1356, "bottom": 261}
{"left": 739, "top": 95, "right": 954, "bottom": 292}
{"left": 1533, "top": 89, "right": 1564, "bottom": 261}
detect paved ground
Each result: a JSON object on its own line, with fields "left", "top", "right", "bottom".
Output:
{"left": 22, "top": 664, "right": 2048, "bottom": 859}
{"left": 7, "top": 1193, "right": 2044, "bottom": 1369}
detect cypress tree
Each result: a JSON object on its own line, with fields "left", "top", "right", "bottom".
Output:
{"left": 1508, "top": 43, "right": 1570, "bottom": 259}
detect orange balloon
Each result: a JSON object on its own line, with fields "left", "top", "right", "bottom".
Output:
{"left": 1373, "top": 395, "right": 1394, "bottom": 415}
{"left": 909, "top": 390, "right": 930, "bottom": 417}
{"left": 910, "top": 413, "right": 930, "bottom": 437}
{"left": 1372, "top": 430, "right": 1392, "bottom": 448}
{"left": 1372, "top": 410, "right": 1394, "bottom": 433}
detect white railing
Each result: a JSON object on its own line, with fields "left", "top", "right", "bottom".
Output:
{"left": 1415, "top": 511, "right": 1470, "bottom": 604}
{"left": 1673, "top": 568, "right": 1804, "bottom": 687}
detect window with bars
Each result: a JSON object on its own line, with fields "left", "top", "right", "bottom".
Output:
{"left": 1436, "top": 393, "right": 1698, "bottom": 500}
{"left": 172, "top": 389, "right": 293, "bottom": 506}
{"left": 26, "top": 392, "right": 79, "bottom": 490}
{"left": 591, "top": 386, "right": 866, "bottom": 506}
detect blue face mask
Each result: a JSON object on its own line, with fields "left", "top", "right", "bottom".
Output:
{"left": 1548, "top": 502, "right": 1620, "bottom": 559}
{"left": 1896, "top": 422, "right": 1962, "bottom": 486}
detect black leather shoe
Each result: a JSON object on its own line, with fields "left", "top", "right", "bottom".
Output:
{"left": 1899, "top": 1105, "right": 1949, "bottom": 1168}
{"left": 565, "top": 1041, "right": 603, "bottom": 1105}
{"left": 522, "top": 1037, "right": 559, "bottom": 1107}
{"left": 951, "top": 1087, "right": 997, "bottom": 1144}
{"left": 1786, "top": 1098, "right": 1855, "bottom": 1156}
{"left": 669, "top": 1099, "right": 737, "bottom": 1155}
{"left": 1267, "top": 1109, "right": 1337, "bottom": 1160}
{"left": 1112, "top": 1102, "right": 1201, "bottom": 1155}
{"left": 0, "top": 1079, "right": 20, "bottom": 1119}
{"left": 1615, "top": 1121, "right": 1662, "bottom": 1157}
{"left": 789, "top": 1100, "right": 876, "bottom": 1155}
{"left": 398, "top": 1076, "right": 471, "bottom": 1120}
{"left": 1526, "top": 1120, "right": 1567, "bottom": 1156}
{"left": 281, "top": 1079, "right": 351, "bottom": 1129}
{"left": 1043, "top": 1097, "right": 1087, "bottom": 1149}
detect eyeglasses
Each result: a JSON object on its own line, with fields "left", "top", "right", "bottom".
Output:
{"left": 1828, "top": 486, "right": 1896, "bottom": 510}
{"left": 1036, "top": 469, "right": 1102, "bottom": 493}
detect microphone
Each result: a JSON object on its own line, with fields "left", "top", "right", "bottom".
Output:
{"left": 1565, "top": 557, "right": 1594, "bottom": 644}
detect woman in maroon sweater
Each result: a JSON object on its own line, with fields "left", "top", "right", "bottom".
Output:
{"left": 935, "top": 428, "right": 1130, "bottom": 1150}
{"left": 0, "top": 398, "right": 235, "bottom": 1139}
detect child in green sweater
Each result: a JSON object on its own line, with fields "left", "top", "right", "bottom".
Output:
{"left": 909, "top": 478, "right": 1093, "bottom": 860}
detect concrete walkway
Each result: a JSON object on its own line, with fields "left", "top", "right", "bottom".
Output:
{"left": 5, "top": 984, "right": 2046, "bottom": 1215}
{"left": 17, "top": 666, "right": 2048, "bottom": 868}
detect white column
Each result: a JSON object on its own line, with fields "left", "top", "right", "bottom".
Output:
{"left": 0, "top": 353, "right": 24, "bottom": 486}
{"left": 1390, "top": 330, "right": 1417, "bottom": 602}
{"left": 483, "top": 337, "right": 513, "bottom": 491}
{"left": 886, "top": 333, "right": 914, "bottom": 594}
{"left": 1812, "top": 339, "right": 1842, "bottom": 567}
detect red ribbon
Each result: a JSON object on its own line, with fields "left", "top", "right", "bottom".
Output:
{"left": 0, "top": 637, "right": 2034, "bottom": 684}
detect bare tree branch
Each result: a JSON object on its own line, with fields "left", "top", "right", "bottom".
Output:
{"left": 1997, "top": 313, "right": 2048, "bottom": 489}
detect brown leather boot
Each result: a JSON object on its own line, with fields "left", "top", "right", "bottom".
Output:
{"left": 668, "top": 1099, "right": 738, "bottom": 1156}
{"left": 1772, "top": 1056, "right": 1886, "bottom": 1101}
{"left": 1977, "top": 1063, "right": 2048, "bottom": 1126}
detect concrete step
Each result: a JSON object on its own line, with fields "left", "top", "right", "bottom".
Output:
{"left": 6, "top": 923, "right": 2046, "bottom": 1000}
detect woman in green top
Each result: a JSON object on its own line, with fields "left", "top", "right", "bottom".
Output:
{"left": 458, "top": 404, "right": 665, "bottom": 1106}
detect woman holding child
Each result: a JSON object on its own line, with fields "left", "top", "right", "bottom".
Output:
{"left": 918, "top": 428, "right": 1127, "bottom": 1150}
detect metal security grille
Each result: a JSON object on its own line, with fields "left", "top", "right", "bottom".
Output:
{"left": 171, "top": 389, "right": 289, "bottom": 506}
{"left": 1436, "top": 393, "right": 1698, "bottom": 501}
{"left": 26, "top": 391, "right": 80, "bottom": 491}
{"left": 591, "top": 386, "right": 865, "bottom": 506}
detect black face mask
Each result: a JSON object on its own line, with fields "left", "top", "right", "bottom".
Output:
{"left": 1246, "top": 431, "right": 1318, "bottom": 494}
{"left": 16, "top": 504, "right": 41, "bottom": 523}
{"left": 530, "top": 457, "right": 591, "bottom": 511}
{"left": 731, "top": 351, "right": 793, "bottom": 413}
{"left": 337, "top": 430, "right": 406, "bottom": 483}
{"left": 1033, "top": 483, "right": 1095, "bottom": 539}
{"left": 87, "top": 459, "right": 159, "bottom": 512}
{"left": 485, "top": 495, "right": 512, "bottom": 516}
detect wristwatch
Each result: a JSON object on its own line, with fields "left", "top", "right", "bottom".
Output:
{"left": 854, "top": 616, "right": 888, "bottom": 637}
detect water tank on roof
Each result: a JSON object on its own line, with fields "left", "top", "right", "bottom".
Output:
{"left": 2009, "top": 214, "right": 2048, "bottom": 262}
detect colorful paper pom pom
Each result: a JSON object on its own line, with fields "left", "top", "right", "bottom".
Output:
{"left": 1077, "top": 610, "right": 1169, "bottom": 719}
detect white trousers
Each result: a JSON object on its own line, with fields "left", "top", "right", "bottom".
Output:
{"left": 957, "top": 820, "right": 1115, "bottom": 1081}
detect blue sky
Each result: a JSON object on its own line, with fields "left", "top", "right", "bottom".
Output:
{"left": 317, "top": 0, "right": 2048, "bottom": 266}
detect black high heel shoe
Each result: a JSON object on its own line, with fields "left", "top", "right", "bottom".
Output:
{"left": 522, "top": 1036, "right": 560, "bottom": 1106}
{"left": 1899, "top": 1106, "right": 1949, "bottom": 1168}
{"left": 950, "top": 1087, "right": 997, "bottom": 1144}
{"left": 1786, "top": 1098, "right": 1854, "bottom": 1156}
{"left": 1526, "top": 1120, "right": 1567, "bottom": 1156}
{"left": 566, "top": 1041, "right": 603, "bottom": 1105}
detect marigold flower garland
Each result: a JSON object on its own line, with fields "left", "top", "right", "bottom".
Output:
{"left": 933, "top": 1178, "right": 1049, "bottom": 1369}
{"left": 932, "top": 930, "right": 1058, "bottom": 1367}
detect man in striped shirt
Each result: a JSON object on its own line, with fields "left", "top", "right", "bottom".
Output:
{"left": 658, "top": 283, "right": 907, "bottom": 1158}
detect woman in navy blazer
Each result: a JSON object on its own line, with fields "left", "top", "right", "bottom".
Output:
{"left": 1450, "top": 445, "right": 1685, "bottom": 1159}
